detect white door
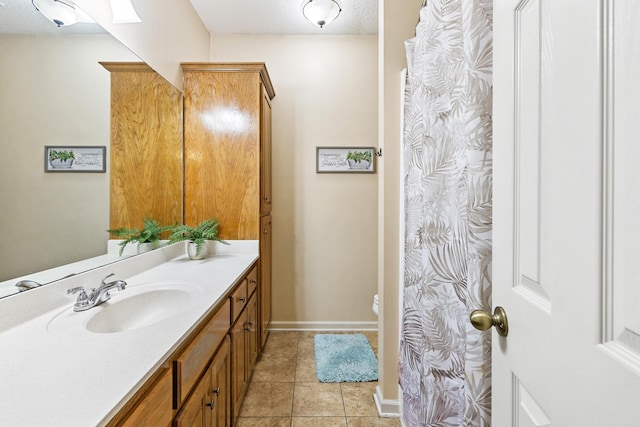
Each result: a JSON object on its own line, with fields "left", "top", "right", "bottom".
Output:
{"left": 491, "top": 0, "right": 640, "bottom": 425}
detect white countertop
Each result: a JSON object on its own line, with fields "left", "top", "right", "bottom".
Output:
{"left": 0, "top": 241, "right": 258, "bottom": 427}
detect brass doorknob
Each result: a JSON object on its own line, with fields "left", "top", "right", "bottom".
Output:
{"left": 470, "top": 306, "right": 509, "bottom": 337}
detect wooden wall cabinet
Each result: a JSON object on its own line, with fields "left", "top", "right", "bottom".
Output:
{"left": 101, "top": 62, "right": 183, "bottom": 232}
{"left": 182, "top": 63, "right": 274, "bottom": 351}
{"left": 181, "top": 63, "right": 275, "bottom": 238}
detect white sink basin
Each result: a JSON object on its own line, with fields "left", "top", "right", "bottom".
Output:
{"left": 86, "top": 289, "right": 191, "bottom": 333}
{"left": 47, "top": 283, "right": 197, "bottom": 334}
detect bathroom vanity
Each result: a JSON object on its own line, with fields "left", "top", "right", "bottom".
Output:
{"left": 0, "top": 241, "right": 262, "bottom": 427}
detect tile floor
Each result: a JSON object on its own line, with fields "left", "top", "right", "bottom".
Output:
{"left": 236, "top": 331, "right": 402, "bottom": 427}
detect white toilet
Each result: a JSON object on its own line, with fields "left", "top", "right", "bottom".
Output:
{"left": 372, "top": 294, "right": 379, "bottom": 317}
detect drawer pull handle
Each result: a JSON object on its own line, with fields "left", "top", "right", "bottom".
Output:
{"left": 238, "top": 297, "right": 246, "bottom": 303}
{"left": 205, "top": 400, "right": 215, "bottom": 409}
{"left": 213, "top": 387, "right": 221, "bottom": 396}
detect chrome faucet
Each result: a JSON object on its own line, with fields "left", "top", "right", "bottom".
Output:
{"left": 15, "top": 280, "right": 42, "bottom": 292}
{"left": 67, "top": 273, "right": 127, "bottom": 312}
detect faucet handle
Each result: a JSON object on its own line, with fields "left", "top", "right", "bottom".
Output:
{"left": 67, "top": 287, "right": 90, "bottom": 308}
{"left": 100, "top": 273, "right": 116, "bottom": 286}
{"left": 67, "top": 286, "right": 87, "bottom": 296}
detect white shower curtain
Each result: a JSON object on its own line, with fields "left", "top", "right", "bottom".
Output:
{"left": 400, "top": 1, "right": 493, "bottom": 426}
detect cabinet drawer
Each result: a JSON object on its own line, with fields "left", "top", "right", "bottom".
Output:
{"left": 174, "top": 299, "right": 230, "bottom": 407}
{"left": 247, "top": 266, "right": 258, "bottom": 298}
{"left": 230, "top": 279, "right": 248, "bottom": 324}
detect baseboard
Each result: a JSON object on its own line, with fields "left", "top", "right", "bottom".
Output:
{"left": 270, "top": 320, "right": 378, "bottom": 331}
{"left": 373, "top": 385, "right": 402, "bottom": 418}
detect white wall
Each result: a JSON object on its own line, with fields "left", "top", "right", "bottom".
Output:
{"left": 0, "top": 35, "right": 138, "bottom": 281}
{"left": 211, "top": 35, "right": 379, "bottom": 327}
{"left": 73, "top": 0, "right": 210, "bottom": 90}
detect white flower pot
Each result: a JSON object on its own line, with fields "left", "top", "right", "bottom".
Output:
{"left": 187, "top": 241, "right": 208, "bottom": 260}
{"left": 137, "top": 242, "right": 158, "bottom": 254}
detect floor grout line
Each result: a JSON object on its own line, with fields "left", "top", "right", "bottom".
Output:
{"left": 236, "top": 330, "right": 398, "bottom": 427}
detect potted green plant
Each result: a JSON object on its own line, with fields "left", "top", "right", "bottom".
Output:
{"left": 49, "top": 149, "right": 76, "bottom": 169}
{"left": 168, "top": 217, "right": 228, "bottom": 260}
{"left": 346, "top": 150, "right": 372, "bottom": 169}
{"left": 107, "top": 216, "right": 171, "bottom": 256}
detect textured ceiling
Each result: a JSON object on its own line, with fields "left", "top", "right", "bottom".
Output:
{"left": 0, "top": 0, "right": 377, "bottom": 35}
{"left": 191, "top": 0, "right": 378, "bottom": 35}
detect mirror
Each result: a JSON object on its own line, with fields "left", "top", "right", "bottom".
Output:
{"left": 0, "top": 2, "right": 180, "bottom": 298}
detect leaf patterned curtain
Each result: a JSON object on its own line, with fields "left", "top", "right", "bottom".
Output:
{"left": 400, "top": 1, "right": 492, "bottom": 426}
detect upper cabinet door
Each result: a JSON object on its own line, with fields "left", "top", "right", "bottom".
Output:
{"left": 103, "top": 62, "right": 183, "bottom": 233}
{"left": 261, "top": 87, "right": 272, "bottom": 216}
{"left": 182, "top": 63, "right": 275, "bottom": 240}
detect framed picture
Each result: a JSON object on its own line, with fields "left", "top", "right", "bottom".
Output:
{"left": 45, "top": 146, "right": 106, "bottom": 173}
{"left": 316, "top": 146, "right": 376, "bottom": 173}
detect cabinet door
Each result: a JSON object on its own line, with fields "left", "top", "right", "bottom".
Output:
{"left": 247, "top": 293, "right": 259, "bottom": 373}
{"left": 173, "top": 374, "right": 209, "bottom": 427}
{"left": 183, "top": 70, "right": 261, "bottom": 240}
{"left": 259, "top": 215, "right": 272, "bottom": 349}
{"left": 174, "top": 337, "right": 231, "bottom": 427}
{"left": 211, "top": 337, "right": 231, "bottom": 427}
{"left": 119, "top": 367, "right": 173, "bottom": 427}
{"left": 230, "top": 311, "right": 247, "bottom": 421}
{"left": 260, "top": 87, "right": 272, "bottom": 216}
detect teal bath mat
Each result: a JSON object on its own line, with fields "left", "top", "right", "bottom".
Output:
{"left": 314, "top": 333, "right": 378, "bottom": 382}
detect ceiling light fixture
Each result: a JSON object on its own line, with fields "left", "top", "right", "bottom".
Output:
{"left": 302, "top": 0, "right": 342, "bottom": 29}
{"left": 108, "top": 0, "right": 141, "bottom": 23}
{"left": 32, "top": 0, "right": 77, "bottom": 27}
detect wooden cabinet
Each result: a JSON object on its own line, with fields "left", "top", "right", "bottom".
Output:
{"left": 108, "top": 262, "right": 261, "bottom": 427}
{"left": 182, "top": 62, "right": 275, "bottom": 354}
{"left": 174, "top": 337, "right": 230, "bottom": 427}
{"left": 100, "top": 62, "right": 183, "bottom": 232}
{"left": 181, "top": 62, "right": 275, "bottom": 238}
